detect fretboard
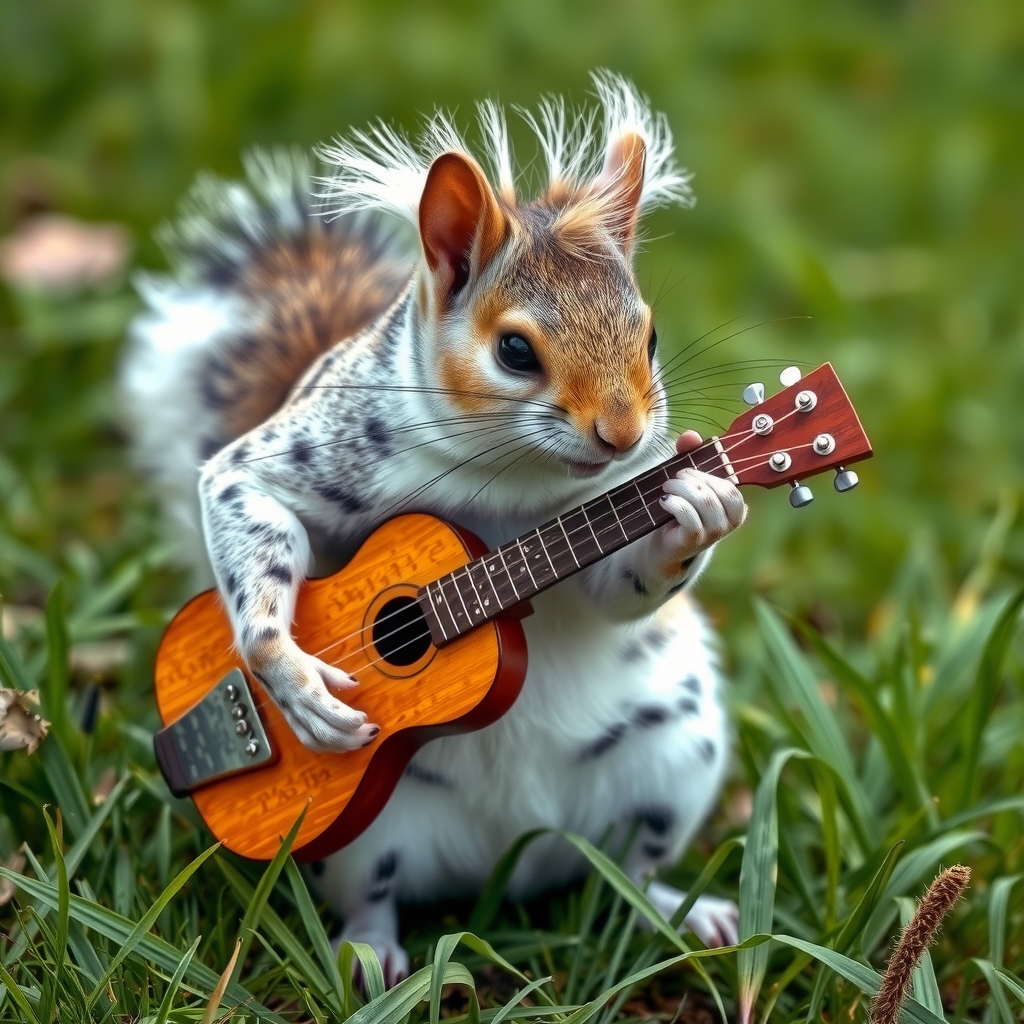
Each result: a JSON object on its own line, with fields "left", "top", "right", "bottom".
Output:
{"left": 417, "top": 437, "right": 739, "bottom": 646}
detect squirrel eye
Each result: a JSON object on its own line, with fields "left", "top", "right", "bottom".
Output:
{"left": 647, "top": 327, "right": 658, "bottom": 362}
{"left": 497, "top": 333, "right": 541, "bottom": 373}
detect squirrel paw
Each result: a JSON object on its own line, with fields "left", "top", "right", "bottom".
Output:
{"left": 645, "top": 881, "right": 740, "bottom": 948}
{"left": 257, "top": 643, "right": 377, "bottom": 753}
{"left": 659, "top": 468, "right": 746, "bottom": 560}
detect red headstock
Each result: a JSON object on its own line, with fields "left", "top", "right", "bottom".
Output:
{"left": 718, "top": 363, "right": 871, "bottom": 496}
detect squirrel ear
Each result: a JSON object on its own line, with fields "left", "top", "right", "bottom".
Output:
{"left": 419, "top": 153, "right": 507, "bottom": 303}
{"left": 590, "top": 131, "right": 647, "bottom": 255}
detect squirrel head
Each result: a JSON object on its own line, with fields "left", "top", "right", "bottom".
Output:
{"left": 320, "top": 72, "right": 693, "bottom": 483}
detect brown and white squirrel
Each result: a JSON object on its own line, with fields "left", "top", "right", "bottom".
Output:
{"left": 122, "top": 72, "right": 746, "bottom": 983}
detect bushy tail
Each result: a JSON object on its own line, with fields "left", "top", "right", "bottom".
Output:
{"left": 121, "top": 149, "right": 411, "bottom": 572}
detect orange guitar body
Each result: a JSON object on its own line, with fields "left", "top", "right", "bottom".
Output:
{"left": 154, "top": 514, "right": 527, "bottom": 861}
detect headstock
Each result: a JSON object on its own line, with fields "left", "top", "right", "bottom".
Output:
{"left": 720, "top": 363, "right": 872, "bottom": 507}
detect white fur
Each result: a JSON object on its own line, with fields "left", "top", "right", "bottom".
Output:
{"left": 121, "top": 278, "right": 246, "bottom": 578}
{"left": 316, "top": 71, "right": 693, "bottom": 227}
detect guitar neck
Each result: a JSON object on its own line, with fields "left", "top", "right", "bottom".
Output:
{"left": 417, "top": 361, "right": 872, "bottom": 647}
{"left": 417, "top": 438, "right": 739, "bottom": 646}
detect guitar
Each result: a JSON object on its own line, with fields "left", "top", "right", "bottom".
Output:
{"left": 153, "top": 362, "right": 871, "bottom": 861}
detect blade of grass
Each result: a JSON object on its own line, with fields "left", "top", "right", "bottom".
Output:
{"left": 994, "top": 967, "right": 1024, "bottom": 1006}
{"left": 807, "top": 841, "right": 904, "bottom": 1020}
{"left": 216, "top": 856, "right": 334, "bottom": 1003}
{"left": 65, "top": 773, "right": 129, "bottom": 878}
{"left": 563, "top": 937, "right": 766, "bottom": 1024}
{"left": 972, "top": 958, "right": 1016, "bottom": 1024}
{"left": 812, "top": 761, "right": 840, "bottom": 931}
{"left": 230, "top": 803, "right": 307, "bottom": 989}
{"left": 429, "top": 931, "right": 533, "bottom": 1024}
{"left": 794, "top": 618, "right": 934, "bottom": 820}
{"left": 37, "top": 733, "right": 90, "bottom": 839}
{"left": 491, "top": 976, "right": 556, "bottom": 1024}
{"left": 0, "top": 959, "right": 40, "bottom": 1024}
{"left": 38, "top": 810, "right": 70, "bottom": 1024}
{"left": 154, "top": 935, "right": 201, "bottom": 1024}
{"left": 470, "top": 830, "right": 545, "bottom": 932}
{"left": 348, "top": 941, "right": 386, "bottom": 1002}
{"left": 564, "top": 869, "right": 605, "bottom": 1005}
{"left": 347, "top": 960, "right": 479, "bottom": 1024}
{"left": 737, "top": 747, "right": 810, "bottom": 1024}
{"left": 43, "top": 580, "right": 71, "bottom": 750}
{"left": 988, "top": 875, "right": 1022, "bottom": 967}
{"left": 283, "top": 857, "right": 346, "bottom": 1016}
{"left": 957, "top": 589, "right": 1024, "bottom": 810}
{"left": 85, "top": 841, "right": 221, "bottom": 1010}
{"left": 756, "top": 601, "right": 874, "bottom": 847}
{"left": 0, "top": 614, "right": 33, "bottom": 690}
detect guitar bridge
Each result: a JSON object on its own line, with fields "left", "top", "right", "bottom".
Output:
{"left": 154, "top": 669, "right": 274, "bottom": 797}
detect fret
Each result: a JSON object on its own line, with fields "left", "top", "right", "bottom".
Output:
{"left": 519, "top": 530, "right": 558, "bottom": 588}
{"left": 452, "top": 570, "right": 473, "bottom": 622}
{"left": 608, "top": 482, "right": 651, "bottom": 542}
{"left": 539, "top": 521, "right": 574, "bottom": 576}
{"left": 579, "top": 503, "right": 604, "bottom": 554}
{"left": 470, "top": 559, "right": 502, "bottom": 614}
{"left": 514, "top": 538, "right": 539, "bottom": 589}
{"left": 497, "top": 544, "right": 525, "bottom": 600}
{"left": 635, "top": 469, "right": 672, "bottom": 529}
{"left": 635, "top": 480, "right": 658, "bottom": 528}
{"left": 460, "top": 565, "right": 486, "bottom": 620}
{"left": 607, "top": 493, "right": 630, "bottom": 541}
{"left": 440, "top": 575, "right": 469, "bottom": 632}
{"left": 588, "top": 495, "right": 626, "bottom": 550}
{"left": 428, "top": 580, "right": 454, "bottom": 640}
{"left": 481, "top": 552, "right": 515, "bottom": 607}
{"left": 562, "top": 506, "right": 603, "bottom": 565}
{"left": 556, "top": 516, "right": 580, "bottom": 568}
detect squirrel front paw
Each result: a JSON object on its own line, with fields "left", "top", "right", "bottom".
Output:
{"left": 658, "top": 468, "right": 746, "bottom": 568}
{"left": 249, "top": 640, "right": 378, "bottom": 753}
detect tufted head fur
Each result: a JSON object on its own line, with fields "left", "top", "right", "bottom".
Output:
{"left": 319, "top": 72, "right": 693, "bottom": 480}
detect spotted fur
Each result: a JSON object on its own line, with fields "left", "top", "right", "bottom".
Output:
{"left": 123, "top": 76, "right": 746, "bottom": 981}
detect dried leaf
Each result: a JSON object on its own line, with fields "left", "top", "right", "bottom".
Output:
{"left": 0, "top": 687, "right": 50, "bottom": 754}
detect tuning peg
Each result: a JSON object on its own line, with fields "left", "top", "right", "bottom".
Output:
{"left": 779, "top": 366, "right": 802, "bottom": 387}
{"left": 742, "top": 382, "right": 765, "bottom": 406}
{"left": 789, "top": 481, "right": 814, "bottom": 508}
{"left": 833, "top": 466, "right": 859, "bottom": 492}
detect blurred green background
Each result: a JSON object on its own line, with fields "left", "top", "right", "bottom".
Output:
{"left": 1, "top": 0, "right": 1022, "bottom": 641}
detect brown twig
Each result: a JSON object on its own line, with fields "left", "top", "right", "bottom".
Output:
{"left": 870, "top": 864, "right": 971, "bottom": 1024}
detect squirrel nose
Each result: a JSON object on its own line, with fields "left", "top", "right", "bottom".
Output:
{"left": 594, "top": 416, "right": 644, "bottom": 455}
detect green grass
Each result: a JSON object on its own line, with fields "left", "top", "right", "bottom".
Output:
{"left": 2, "top": 0, "right": 1024, "bottom": 1020}
{"left": 2, "top": 536, "right": 1024, "bottom": 1021}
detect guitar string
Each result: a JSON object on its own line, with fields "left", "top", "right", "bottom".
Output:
{"left": 306, "top": 400, "right": 809, "bottom": 662}
{"left": 332, "top": 439, "right": 827, "bottom": 679}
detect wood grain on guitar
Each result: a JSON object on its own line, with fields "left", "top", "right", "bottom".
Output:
{"left": 153, "top": 363, "right": 871, "bottom": 860}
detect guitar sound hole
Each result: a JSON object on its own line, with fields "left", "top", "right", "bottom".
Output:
{"left": 372, "top": 597, "right": 432, "bottom": 666}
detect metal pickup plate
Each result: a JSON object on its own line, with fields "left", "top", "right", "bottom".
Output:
{"left": 154, "top": 669, "right": 273, "bottom": 796}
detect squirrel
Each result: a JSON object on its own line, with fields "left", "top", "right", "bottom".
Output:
{"left": 123, "top": 72, "right": 747, "bottom": 984}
